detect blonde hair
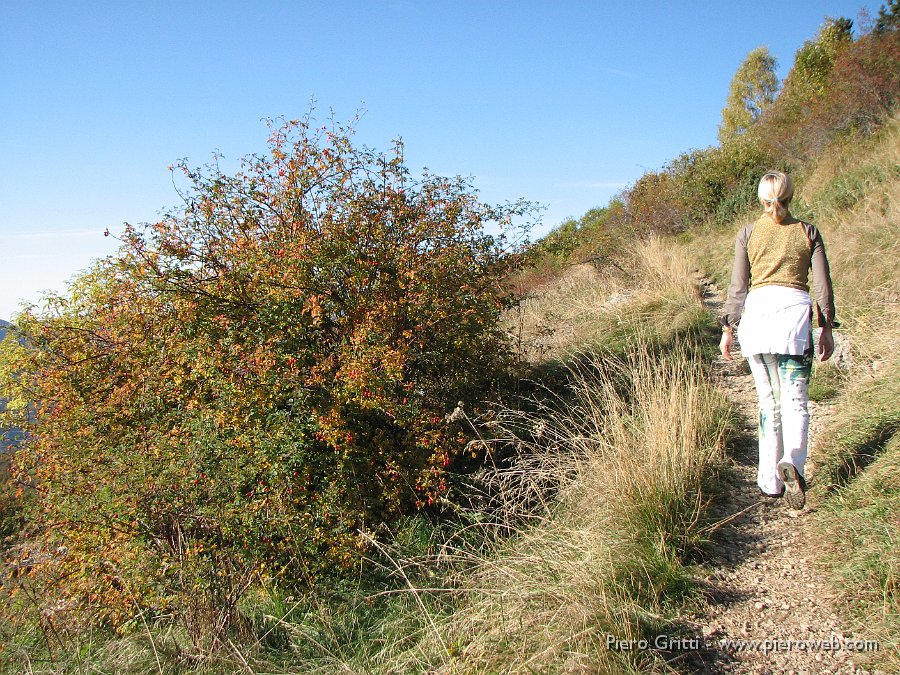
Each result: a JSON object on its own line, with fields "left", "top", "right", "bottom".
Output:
{"left": 758, "top": 170, "right": 794, "bottom": 222}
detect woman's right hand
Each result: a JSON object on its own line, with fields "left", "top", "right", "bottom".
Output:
{"left": 720, "top": 329, "right": 734, "bottom": 361}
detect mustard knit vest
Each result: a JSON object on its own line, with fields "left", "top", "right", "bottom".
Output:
{"left": 747, "top": 215, "right": 813, "bottom": 293}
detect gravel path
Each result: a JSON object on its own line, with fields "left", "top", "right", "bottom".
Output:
{"left": 682, "top": 278, "right": 888, "bottom": 675}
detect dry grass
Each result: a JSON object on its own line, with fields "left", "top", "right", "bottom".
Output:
{"left": 804, "top": 122, "right": 900, "bottom": 670}
{"left": 809, "top": 361, "right": 900, "bottom": 672}
{"left": 370, "top": 343, "right": 732, "bottom": 673}
{"left": 505, "top": 237, "right": 705, "bottom": 362}
{"left": 811, "top": 178, "right": 900, "bottom": 370}
{"left": 800, "top": 113, "right": 900, "bottom": 202}
{"left": 504, "top": 262, "right": 627, "bottom": 362}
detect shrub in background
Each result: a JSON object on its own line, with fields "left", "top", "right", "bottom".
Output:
{"left": 762, "top": 15, "right": 899, "bottom": 162}
{"left": 615, "top": 134, "right": 773, "bottom": 238}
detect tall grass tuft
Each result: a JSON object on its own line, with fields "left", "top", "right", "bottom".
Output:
{"left": 384, "top": 342, "right": 733, "bottom": 673}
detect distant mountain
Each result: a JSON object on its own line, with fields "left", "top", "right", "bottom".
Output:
{"left": 0, "top": 319, "right": 25, "bottom": 452}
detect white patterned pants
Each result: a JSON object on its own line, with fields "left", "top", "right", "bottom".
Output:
{"left": 746, "top": 352, "right": 812, "bottom": 495}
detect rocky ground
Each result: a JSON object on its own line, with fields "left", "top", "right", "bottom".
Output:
{"left": 680, "top": 280, "right": 889, "bottom": 675}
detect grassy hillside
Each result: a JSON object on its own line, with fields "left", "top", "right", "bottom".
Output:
{"left": 799, "top": 120, "right": 899, "bottom": 668}
{"left": 1, "top": 10, "right": 897, "bottom": 674}
{"left": 0, "top": 240, "right": 734, "bottom": 672}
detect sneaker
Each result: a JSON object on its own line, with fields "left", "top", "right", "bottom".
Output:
{"left": 759, "top": 487, "right": 784, "bottom": 499}
{"left": 779, "top": 463, "right": 807, "bottom": 510}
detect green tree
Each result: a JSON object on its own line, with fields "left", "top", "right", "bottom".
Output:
{"left": 790, "top": 17, "right": 854, "bottom": 101}
{"left": 874, "top": 0, "right": 899, "bottom": 33}
{"left": 718, "top": 47, "right": 780, "bottom": 143}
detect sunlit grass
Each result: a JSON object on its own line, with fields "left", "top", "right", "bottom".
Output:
{"left": 504, "top": 236, "right": 711, "bottom": 363}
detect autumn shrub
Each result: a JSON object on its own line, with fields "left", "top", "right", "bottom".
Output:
{"left": 505, "top": 204, "right": 624, "bottom": 299}
{"left": 0, "top": 116, "right": 533, "bottom": 647}
{"left": 622, "top": 170, "right": 684, "bottom": 234}
{"left": 761, "top": 16, "right": 900, "bottom": 164}
{"left": 618, "top": 136, "right": 773, "bottom": 238}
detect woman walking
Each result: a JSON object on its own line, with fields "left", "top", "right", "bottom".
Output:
{"left": 719, "top": 171, "right": 837, "bottom": 509}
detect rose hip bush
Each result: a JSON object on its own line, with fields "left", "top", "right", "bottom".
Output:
{"left": 0, "top": 116, "right": 533, "bottom": 637}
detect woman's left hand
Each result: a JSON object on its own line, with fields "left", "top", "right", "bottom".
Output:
{"left": 818, "top": 327, "right": 835, "bottom": 361}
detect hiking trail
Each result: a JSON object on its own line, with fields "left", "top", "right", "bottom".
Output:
{"left": 683, "top": 276, "right": 887, "bottom": 675}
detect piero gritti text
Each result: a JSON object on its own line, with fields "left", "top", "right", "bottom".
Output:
{"left": 606, "top": 634, "right": 880, "bottom": 654}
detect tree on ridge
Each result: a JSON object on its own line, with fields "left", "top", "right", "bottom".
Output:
{"left": 718, "top": 46, "right": 779, "bottom": 144}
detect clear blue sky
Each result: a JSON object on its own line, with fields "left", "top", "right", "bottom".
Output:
{"left": 0, "top": 0, "right": 882, "bottom": 319}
